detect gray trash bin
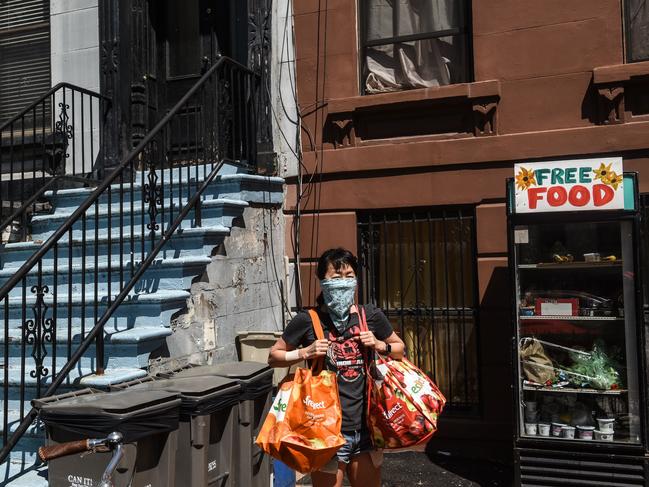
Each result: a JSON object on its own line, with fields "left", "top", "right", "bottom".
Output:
{"left": 126, "top": 376, "right": 241, "bottom": 487}
{"left": 173, "top": 361, "right": 274, "bottom": 487}
{"left": 35, "top": 388, "right": 181, "bottom": 487}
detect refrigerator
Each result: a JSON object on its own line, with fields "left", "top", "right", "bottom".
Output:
{"left": 507, "top": 170, "right": 648, "bottom": 486}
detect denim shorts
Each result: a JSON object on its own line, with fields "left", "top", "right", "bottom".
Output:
{"left": 318, "top": 429, "right": 383, "bottom": 473}
{"left": 337, "top": 429, "right": 374, "bottom": 463}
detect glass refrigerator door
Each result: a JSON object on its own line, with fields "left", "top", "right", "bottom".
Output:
{"left": 514, "top": 219, "right": 641, "bottom": 444}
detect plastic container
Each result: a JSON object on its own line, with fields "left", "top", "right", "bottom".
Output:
{"left": 524, "top": 410, "right": 538, "bottom": 422}
{"left": 597, "top": 418, "right": 615, "bottom": 433}
{"left": 525, "top": 401, "right": 537, "bottom": 412}
{"left": 35, "top": 388, "right": 181, "bottom": 487}
{"left": 126, "top": 376, "right": 242, "bottom": 487}
{"left": 551, "top": 423, "right": 566, "bottom": 437}
{"left": 594, "top": 430, "right": 614, "bottom": 442}
{"left": 524, "top": 423, "right": 538, "bottom": 435}
{"left": 237, "top": 331, "right": 294, "bottom": 387}
{"left": 538, "top": 423, "right": 551, "bottom": 437}
{"left": 561, "top": 426, "right": 576, "bottom": 439}
{"left": 173, "top": 361, "right": 274, "bottom": 487}
{"left": 576, "top": 425, "right": 595, "bottom": 440}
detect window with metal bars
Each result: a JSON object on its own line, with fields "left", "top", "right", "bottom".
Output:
{"left": 358, "top": 207, "right": 480, "bottom": 411}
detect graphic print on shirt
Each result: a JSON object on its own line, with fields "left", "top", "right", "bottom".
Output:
{"left": 326, "top": 324, "right": 365, "bottom": 383}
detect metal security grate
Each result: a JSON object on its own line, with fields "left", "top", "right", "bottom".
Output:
{"left": 517, "top": 448, "right": 646, "bottom": 486}
{"left": 358, "top": 207, "right": 479, "bottom": 411}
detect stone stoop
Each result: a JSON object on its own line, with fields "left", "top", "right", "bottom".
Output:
{"left": 0, "top": 163, "right": 284, "bottom": 485}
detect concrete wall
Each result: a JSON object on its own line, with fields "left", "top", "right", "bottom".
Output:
{"left": 50, "top": 0, "right": 100, "bottom": 173}
{"left": 273, "top": 0, "right": 300, "bottom": 179}
{"left": 162, "top": 206, "right": 287, "bottom": 366}
{"left": 50, "top": 0, "right": 100, "bottom": 91}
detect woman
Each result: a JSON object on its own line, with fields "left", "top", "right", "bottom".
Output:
{"left": 268, "top": 248, "right": 405, "bottom": 487}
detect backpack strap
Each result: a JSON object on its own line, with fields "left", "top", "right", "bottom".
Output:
{"left": 307, "top": 309, "right": 326, "bottom": 373}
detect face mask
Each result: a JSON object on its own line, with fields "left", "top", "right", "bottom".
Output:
{"left": 320, "top": 277, "right": 357, "bottom": 334}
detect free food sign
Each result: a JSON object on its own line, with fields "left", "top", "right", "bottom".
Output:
{"left": 514, "top": 157, "right": 624, "bottom": 213}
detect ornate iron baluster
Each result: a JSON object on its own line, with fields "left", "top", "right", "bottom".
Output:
{"left": 218, "top": 78, "right": 233, "bottom": 160}
{"left": 142, "top": 143, "right": 162, "bottom": 232}
{"left": 54, "top": 101, "right": 74, "bottom": 163}
{"left": 24, "top": 284, "right": 54, "bottom": 394}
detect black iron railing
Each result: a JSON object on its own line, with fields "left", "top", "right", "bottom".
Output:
{"left": 0, "top": 56, "right": 258, "bottom": 463}
{"left": 0, "top": 83, "right": 109, "bottom": 242}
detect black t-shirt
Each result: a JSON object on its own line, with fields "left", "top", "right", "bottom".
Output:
{"left": 282, "top": 304, "right": 393, "bottom": 431}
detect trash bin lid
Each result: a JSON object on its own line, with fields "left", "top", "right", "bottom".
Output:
{"left": 39, "top": 389, "right": 179, "bottom": 415}
{"left": 174, "top": 361, "right": 273, "bottom": 399}
{"left": 130, "top": 376, "right": 241, "bottom": 417}
{"left": 38, "top": 389, "right": 181, "bottom": 442}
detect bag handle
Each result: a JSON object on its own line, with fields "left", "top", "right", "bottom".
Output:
{"left": 307, "top": 309, "right": 326, "bottom": 374}
{"left": 356, "top": 305, "right": 387, "bottom": 366}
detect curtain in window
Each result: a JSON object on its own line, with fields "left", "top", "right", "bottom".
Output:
{"left": 364, "top": 0, "right": 462, "bottom": 93}
{"left": 627, "top": 0, "right": 649, "bottom": 62}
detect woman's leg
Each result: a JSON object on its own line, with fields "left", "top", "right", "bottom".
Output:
{"left": 347, "top": 452, "right": 381, "bottom": 487}
{"left": 311, "top": 463, "right": 346, "bottom": 487}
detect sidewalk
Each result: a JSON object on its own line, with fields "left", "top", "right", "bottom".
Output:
{"left": 295, "top": 450, "right": 513, "bottom": 487}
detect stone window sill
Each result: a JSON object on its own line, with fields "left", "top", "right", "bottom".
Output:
{"left": 592, "top": 61, "right": 649, "bottom": 124}
{"left": 593, "top": 60, "right": 649, "bottom": 84}
{"left": 323, "top": 80, "right": 501, "bottom": 148}
{"left": 326, "top": 80, "right": 501, "bottom": 114}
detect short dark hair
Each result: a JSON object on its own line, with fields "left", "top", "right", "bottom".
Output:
{"left": 316, "top": 248, "right": 358, "bottom": 280}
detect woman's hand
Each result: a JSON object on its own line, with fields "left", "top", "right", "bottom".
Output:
{"left": 359, "top": 330, "right": 386, "bottom": 353}
{"left": 303, "top": 339, "right": 329, "bottom": 359}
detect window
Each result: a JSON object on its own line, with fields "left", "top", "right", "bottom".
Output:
{"left": 625, "top": 0, "right": 649, "bottom": 62}
{"left": 0, "top": 0, "right": 51, "bottom": 125}
{"left": 360, "top": 0, "right": 471, "bottom": 94}
{"left": 358, "top": 208, "right": 480, "bottom": 411}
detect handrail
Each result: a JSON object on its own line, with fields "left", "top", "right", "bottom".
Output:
{"left": 0, "top": 55, "right": 259, "bottom": 464}
{"left": 0, "top": 56, "right": 246, "bottom": 296}
{"left": 0, "top": 83, "right": 109, "bottom": 133}
{"left": 0, "top": 83, "right": 109, "bottom": 241}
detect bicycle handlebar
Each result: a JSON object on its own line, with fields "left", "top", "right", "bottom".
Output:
{"left": 38, "top": 439, "right": 92, "bottom": 461}
{"left": 38, "top": 432, "right": 124, "bottom": 463}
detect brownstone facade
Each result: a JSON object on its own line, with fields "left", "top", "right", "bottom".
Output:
{"left": 286, "top": 0, "right": 649, "bottom": 461}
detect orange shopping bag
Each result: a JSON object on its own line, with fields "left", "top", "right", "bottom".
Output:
{"left": 256, "top": 310, "right": 345, "bottom": 473}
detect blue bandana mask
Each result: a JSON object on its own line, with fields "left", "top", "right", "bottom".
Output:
{"left": 320, "top": 277, "right": 357, "bottom": 334}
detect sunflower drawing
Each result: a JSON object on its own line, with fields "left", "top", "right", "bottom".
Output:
{"left": 515, "top": 167, "right": 536, "bottom": 190}
{"left": 593, "top": 162, "right": 613, "bottom": 183}
{"left": 605, "top": 171, "right": 622, "bottom": 190}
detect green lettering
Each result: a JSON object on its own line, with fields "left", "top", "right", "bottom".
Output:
{"left": 564, "top": 167, "right": 577, "bottom": 184}
{"left": 579, "top": 167, "right": 592, "bottom": 183}
{"left": 536, "top": 168, "right": 550, "bottom": 185}
{"left": 551, "top": 168, "right": 565, "bottom": 185}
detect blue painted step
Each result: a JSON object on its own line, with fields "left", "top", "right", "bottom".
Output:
{"left": 1, "top": 225, "right": 230, "bottom": 269}
{"left": 31, "top": 198, "right": 248, "bottom": 242}
{"left": 0, "top": 289, "right": 190, "bottom": 332}
{"left": 1, "top": 326, "right": 170, "bottom": 370}
{"left": 0, "top": 254, "right": 212, "bottom": 299}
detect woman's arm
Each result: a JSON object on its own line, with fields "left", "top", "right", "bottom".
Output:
{"left": 267, "top": 337, "right": 329, "bottom": 368}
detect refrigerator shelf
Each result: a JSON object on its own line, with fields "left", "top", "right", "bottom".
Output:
{"left": 523, "top": 385, "right": 628, "bottom": 395}
{"left": 519, "top": 315, "right": 623, "bottom": 321}
{"left": 518, "top": 262, "right": 622, "bottom": 270}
